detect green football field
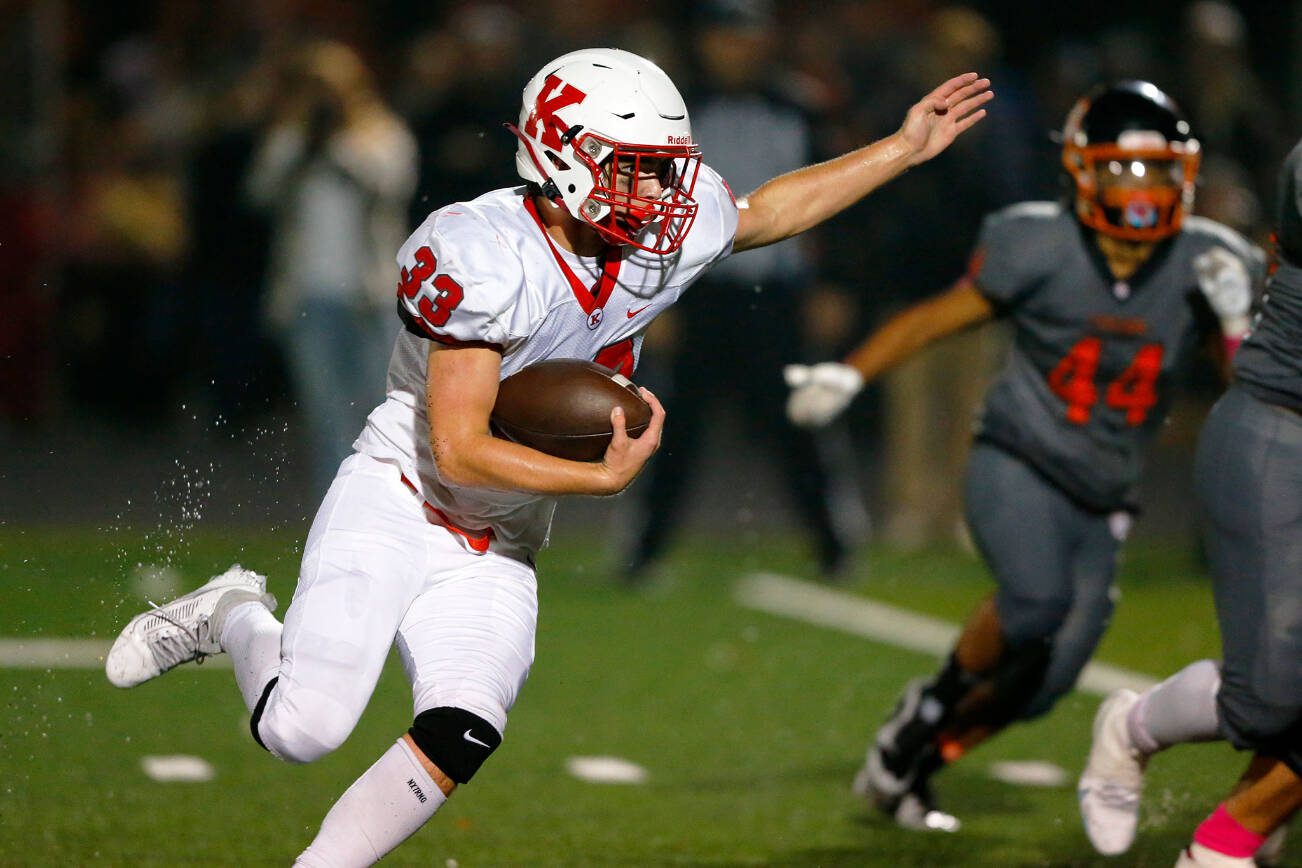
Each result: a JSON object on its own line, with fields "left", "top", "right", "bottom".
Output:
{"left": 0, "top": 527, "right": 1269, "bottom": 866}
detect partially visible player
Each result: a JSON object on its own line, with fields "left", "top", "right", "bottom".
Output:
{"left": 1079, "top": 136, "right": 1302, "bottom": 867}
{"left": 103, "top": 48, "right": 991, "bottom": 865}
{"left": 786, "top": 81, "right": 1265, "bottom": 831}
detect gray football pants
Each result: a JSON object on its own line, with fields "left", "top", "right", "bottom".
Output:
{"left": 963, "top": 441, "right": 1122, "bottom": 720}
{"left": 1195, "top": 385, "right": 1302, "bottom": 775}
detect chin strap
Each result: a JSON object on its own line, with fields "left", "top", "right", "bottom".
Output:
{"left": 539, "top": 178, "right": 563, "bottom": 205}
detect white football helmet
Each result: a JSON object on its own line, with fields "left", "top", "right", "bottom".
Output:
{"left": 509, "top": 48, "right": 702, "bottom": 254}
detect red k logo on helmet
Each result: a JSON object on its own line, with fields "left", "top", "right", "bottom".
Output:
{"left": 525, "top": 74, "right": 587, "bottom": 150}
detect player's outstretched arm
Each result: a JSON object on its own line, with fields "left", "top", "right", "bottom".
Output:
{"left": 733, "top": 73, "right": 992, "bottom": 253}
{"left": 843, "top": 277, "right": 995, "bottom": 382}
{"left": 426, "top": 345, "right": 659, "bottom": 496}
{"left": 786, "top": 277, "right": 995, "bottom": 427}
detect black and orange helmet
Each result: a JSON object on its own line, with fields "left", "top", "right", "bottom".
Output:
{"left": 1061, "top": 81, "right": 1201, "bottom": 241}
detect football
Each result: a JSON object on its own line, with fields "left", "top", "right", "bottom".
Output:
{"left": 491, "top": 359, "right": 652, "bottom": 461}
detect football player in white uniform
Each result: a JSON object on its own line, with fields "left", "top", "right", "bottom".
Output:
{"left": 104, "top": 48, "right": 991, "bottom": 866}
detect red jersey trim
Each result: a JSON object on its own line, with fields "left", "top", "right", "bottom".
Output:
{"left": 427, "top": 332, "right": 505, "bottom": 353}
{"left": 719, "top": 176, "right": 737, "bottom": 206}
{"left": 400, "top": 473, "right": 494, "bottom": 554}
{"left": 522, "top": 195, "right": 622, "bottom": 315}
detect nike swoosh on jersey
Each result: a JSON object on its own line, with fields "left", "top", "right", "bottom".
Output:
{"left": 626, "top": 304, "right": 652, "bottom": 318}
{"left": 463, "top": 729, "right": 492, "bottom": 748}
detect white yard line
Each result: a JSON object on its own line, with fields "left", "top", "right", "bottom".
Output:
{"left": 0, "top": 638, "right": 229, "bottom": 670}
{"left": 2, "top": 574, "right": 1160, "bottom": 693}
{"left": 734, "top": 572, "right": 1157, "bottom": 695}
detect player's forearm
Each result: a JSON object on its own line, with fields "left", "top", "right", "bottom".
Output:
{"left": 843, "top": 305, "right": 941, "bottom": 383}
{"left": 844, "top": 278, "right": 993, "bottom": 381}
{"left": 431, "top": 430, "right": 620, "bottom": 496}
{"left": 736, "top": 134, "right": 915, "bottom": 252}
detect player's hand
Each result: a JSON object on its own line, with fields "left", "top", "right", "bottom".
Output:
{"left": 784, "top": 363, "right": 864, "bottom": 427}
{"left": 898, "top": 73, "right": 993, "bottom": 167}
{"left": 1194, "top": 246, "right": 1253, "bottom": 336}
{"left": 599, "top": 387, "right": 665, "bottom": 494}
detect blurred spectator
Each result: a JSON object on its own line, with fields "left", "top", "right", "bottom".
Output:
{"left": 518, "top": 0, "right": 631, "bottom": 67}
{"left": 621, "top": 0, "right": 866, "bottom": 584}
{"left": 854, "top": 5, "right": 1039, "bottom": 548}
{"left": 1095, "top": 23, "right": 1169, "bottom": 84}
{"left": 9, "top": 0, "right": 1300, "bottom": 544}
{"left": 0, "top": 3, "right": 55, "bottom": 427}
{"left": 1031, "top": 39, "right": 1104, "bottom": 157}
{"left": 0, "top": 184, "right": 52, "bottom": 428}
{"left": 186, "top": 64, "right": 277, "bottom": 427}
{"left": 1196, "top": 154, "right": 1265, "bottom": 240}
{"left": 61, "top": 102, "right": 190, "bottom": 424}
{"left": 1179, "top": 0, "right": 1288, "bottom": 212}
{"left": 404, "top": 4, "right": 527, "bottom": 225}
{"left": 246, "top": 40, "right": 417, "bottom": 496}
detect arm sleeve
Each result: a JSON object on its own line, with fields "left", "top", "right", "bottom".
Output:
{"left": 395, "top": 213, "right": 522, "bottom": 351}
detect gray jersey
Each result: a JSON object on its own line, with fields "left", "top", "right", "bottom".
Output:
{"left": 1235, "top": 140, "right": 1302, "bottom": 411}
{"left": 972, "top": 201, "right": 1266, "bottom": 511}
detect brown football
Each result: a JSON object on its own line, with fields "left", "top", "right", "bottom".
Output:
{"left": 491, "top": 359, "right": 652, "bottom": 461}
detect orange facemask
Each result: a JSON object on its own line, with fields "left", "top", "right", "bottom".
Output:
{"left": 1064, "top": 142, "right": 1200, "bottom": 241}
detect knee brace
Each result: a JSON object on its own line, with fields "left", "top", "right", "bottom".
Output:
{"left": 407, "top": 706, "right": 503, "bottom": 784}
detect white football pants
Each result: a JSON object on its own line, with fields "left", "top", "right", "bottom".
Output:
{"left": 255, "top": 452, "right": 538, "bottom": 763}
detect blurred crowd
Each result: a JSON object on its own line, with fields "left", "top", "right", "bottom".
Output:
{"left": 1, "top": 0, "right": 1294, "bottom": 533}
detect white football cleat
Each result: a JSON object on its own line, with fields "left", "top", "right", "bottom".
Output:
{"left": 1175, "top": 842, "right": 1255, "bottom": 867}
{"left": 1078, "top": 688, "right": 1148, "bottom": 855}
{"left": 105, "top": 565, "right": 275, "bottom": 688}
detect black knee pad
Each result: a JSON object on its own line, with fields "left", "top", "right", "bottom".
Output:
{"left": 408, "top": 706, "right": 503, "bottom": 784}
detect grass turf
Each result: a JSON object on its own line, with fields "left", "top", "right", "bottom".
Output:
{"left": 0, "top": 527, "right": 1261, "bottom": 866}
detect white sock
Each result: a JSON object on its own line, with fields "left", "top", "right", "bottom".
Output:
{"left": 1130, "top": 658, "right": 1222, "bottom": 753}
{"left": 1177, "top": 842, "right": 1256, "bottom": 866}
{"left": 294, "top": 738, "right": 446, "bottom": 868}
{"left": 220, "top": 600, "right": 283, "bottom": 713}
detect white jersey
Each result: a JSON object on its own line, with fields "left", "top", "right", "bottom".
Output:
{"left": 354, "top": 165, "right": 739, "bottom": 560}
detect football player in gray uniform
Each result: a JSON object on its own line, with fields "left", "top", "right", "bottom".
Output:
{"left": 785, "top": 81, "right": 1265, "bottom": 831}
{"left": 1078, "top": 137, "right": 1302, "bottom": 867}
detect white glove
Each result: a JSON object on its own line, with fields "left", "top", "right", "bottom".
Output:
{"left": 1193, "top": 246, "right": 1253, "bottom": 336}
{"left": 784, "top": 362, "right": 864, "bottom": 427}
